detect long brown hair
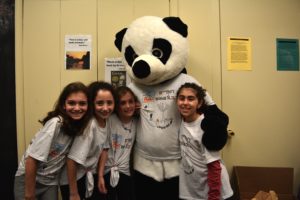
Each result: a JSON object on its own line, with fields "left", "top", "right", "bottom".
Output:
{"left": 40, "top": 82, "right": 91, "bottom": 136}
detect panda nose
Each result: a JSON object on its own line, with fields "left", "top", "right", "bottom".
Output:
{"left": 132, "top": 60, "right": 151, "bottom": 79}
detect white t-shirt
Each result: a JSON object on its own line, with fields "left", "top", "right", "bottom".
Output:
{"left": 60, "top": 117, "right": 109, "bottom": 184}
{"left": 104, "top": 114, "right": 136, "bottom": 187}
{"left": 179, "top": 115, "right": 233, "bottom": 200}
{"left": 129, "top": 73, "right": 214, "bottom": 161}
{"left": 105, "top": 114, "right": 136, "bottom": 175}
{"left": 129, "top": 73, "right": 214, "bottom": 180}
{"left": 15, "top": 117, "right": 73, "bottom": 185}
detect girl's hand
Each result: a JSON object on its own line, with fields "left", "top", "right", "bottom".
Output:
{"left": 98, "top": 176, "right": 107, "bottom": 194}
{"left": 24, "top": 194, "right": 35, "bottom": 200}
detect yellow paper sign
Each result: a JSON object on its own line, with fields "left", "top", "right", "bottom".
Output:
{"left": 227, "top": 37, "right": 252, "bottom": 70}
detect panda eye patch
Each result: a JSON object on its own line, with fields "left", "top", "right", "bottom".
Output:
{"left": 152, "top": 48, "right": 163, "bottom": 58}
{"left": 125, "top": 45, "right": 139, "bottom": 67}
{"left": 152, "top": 38, "right": 172, "bottom": 64}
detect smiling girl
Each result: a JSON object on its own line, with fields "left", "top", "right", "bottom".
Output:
{"left": 14, "top": 82, "right": 90, "bottom": 200}
{"left": 176, "top": 82, "right": 233, "bottom": 200}
{"left": 60, "top": 81, "right": 116, "bottom": 200}
{"left": 99, "top": 86, "right": 138, "bottom": 200}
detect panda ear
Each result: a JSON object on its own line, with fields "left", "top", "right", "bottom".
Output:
{"left": 114, "top": 28, "right": 127, "bottom": 52}
{"left": 162, "top": 17, "right": 188, "bottom": 38}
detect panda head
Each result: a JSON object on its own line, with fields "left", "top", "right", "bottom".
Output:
{"left": 114, "top": 16, "right": 189, "bottom": 85}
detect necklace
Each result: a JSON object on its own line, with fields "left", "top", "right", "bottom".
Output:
{"left": 121, "top": 119, "right": 133, "bottom": 133}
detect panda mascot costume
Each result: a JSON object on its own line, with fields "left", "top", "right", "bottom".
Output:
{"left": 114, "top": 16, "right": 229, "bottom": 200}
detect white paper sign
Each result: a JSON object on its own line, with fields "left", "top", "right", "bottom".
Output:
{"left": 65, "top": 35, "right": 91, "bottom": 70}
{"left": 105, "top": 57, "right": 131, "bottom": 87}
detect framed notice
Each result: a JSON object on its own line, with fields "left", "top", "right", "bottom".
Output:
{"left": 276, "top": 38, "right": 299, "bottom": 71}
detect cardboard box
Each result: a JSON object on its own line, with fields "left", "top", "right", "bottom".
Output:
{"left": 231, "top": 166, "right": 295, "bottom": 200}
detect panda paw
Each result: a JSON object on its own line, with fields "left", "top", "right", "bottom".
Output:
{"left": 201, "top": 105, "right": 229, "bottom": 151}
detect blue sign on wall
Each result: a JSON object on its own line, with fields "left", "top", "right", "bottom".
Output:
{"left": 276, "top": 38, "right": 299, "bottom": 71}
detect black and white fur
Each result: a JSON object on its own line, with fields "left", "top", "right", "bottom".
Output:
{"left": 115, "top": 16, "right": 228, "bottom": 150}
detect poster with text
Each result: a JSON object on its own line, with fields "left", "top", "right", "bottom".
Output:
{"left": 65, "top": 35, "right": 91, "bottom": 70}
{"left": 227, "top": 37, "right": 252, "bottom": 70}
{"left": 105, "top": 57, "right": 131, "bottom": 88}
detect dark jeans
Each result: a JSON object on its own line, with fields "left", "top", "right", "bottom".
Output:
{"left": 14, "top": 175, "right": 58, "bottom": 200}
{"left": 102, "top": 172, "right": 134, "bottom": 200}
{"left": 133, "top": 170, "right": 179, "bottom": 200}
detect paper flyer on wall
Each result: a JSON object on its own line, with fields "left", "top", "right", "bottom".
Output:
{"left": 105, "top": 57, "right": 131, "bottom": 87}
{"left": 276, "top": 38, "right": 299, "bottom": 71}
{"left": 227, "top": 37, "right": 252, "bottom": 70}
{"left": 65, "top": 35, "right": 91, "bottom": 70}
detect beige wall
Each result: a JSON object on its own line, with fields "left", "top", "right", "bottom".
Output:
{"left": 16, "top": 0, "right": 300, "bottom": 195}
{"left": 220, "top": 0, "right": 300, "bottom": 194}
{"left": 16, "top": 0, "right": 172, "bottom": 157}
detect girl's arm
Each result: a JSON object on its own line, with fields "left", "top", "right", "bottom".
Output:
{"left": 98, "top": 149, "right": 108, "bottom": 194}
{"left": 25, "top": 156, "right": 37, "bottom": 200}
{"left": 207, "top": 160, "right": 222, "bottom": 200}
{"left": 67, "top": 158, "right": 81, "bottom": 200}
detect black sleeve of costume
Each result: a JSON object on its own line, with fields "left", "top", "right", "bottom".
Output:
{"left": 201, "top": 105, "right": 229, "bottom": 151}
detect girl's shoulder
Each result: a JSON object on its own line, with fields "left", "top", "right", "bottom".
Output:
{"left": 89, "top": 116, "right": 107, "bottom": 131}
{"left": 43, "top": 116, "right": 62, "bottom": 129}
{"left": 183, "top": 114, "right": 204, "bottom": 127}
{"left": 45, "top": 116, "right": 61, "bottom": 122}
{"left": 35, "top": 116, "right": 63, "bottom": 138}
{"left": 84, "top": 117, "right": 98, "bottom": 131}
{"left": 106, "top": 113, "right": 118, "bottom": 129}
{"left": 108, "top": 113, "right": 136, "bottom": 125}
{"left": 109, "top": 113, "right": 118, "bottom": 121}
